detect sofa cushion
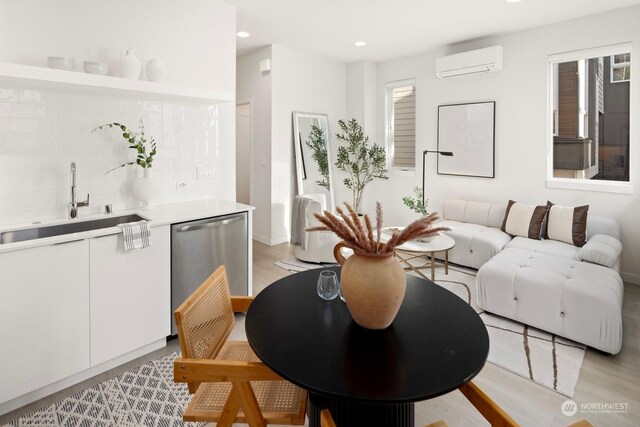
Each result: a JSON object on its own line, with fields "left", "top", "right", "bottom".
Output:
{"left": 545, "top": 202, "right": 589, "bottom": 247}
{"left": 500, "top": 200, "right": 548, "bottom": 240}
{"left": 578, "top": 234, "right": 623, "bottom": 269}
{"left": 438, "top": 220, "right": 512, "bottom": 269}
{"left": 477, "top": 247, "right": 624, "bottom": 354}
{"left": 442, "top": 199, "right": 506, "bottom": 228}
{"left": 504, "top": 236, "right": 580, "bottom": 260}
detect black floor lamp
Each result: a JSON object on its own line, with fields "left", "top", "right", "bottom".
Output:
{"left": 422, "top": 150, "right": 454, "bottom": 206}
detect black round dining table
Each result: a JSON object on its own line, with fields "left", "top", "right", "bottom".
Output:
{"left": 245, "top": 266, "right": 489, "bottom": 427}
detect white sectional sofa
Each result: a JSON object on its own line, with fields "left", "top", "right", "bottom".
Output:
{"left": 437, "top": 199, "right": 624, "bottom": 354}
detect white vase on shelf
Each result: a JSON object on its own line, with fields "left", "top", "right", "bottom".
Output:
{"left": 133, "top": 168, "right": 159, "bottom": 209}
{"left": 121, "top": 47, "right": 141, "bottom": 79}
{"left": 146, "top": 59, "right": 166, "bottom": 82}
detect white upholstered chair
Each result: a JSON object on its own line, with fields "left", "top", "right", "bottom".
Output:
{"left": 291, "top": 193, "right": 340, "bottom": 263}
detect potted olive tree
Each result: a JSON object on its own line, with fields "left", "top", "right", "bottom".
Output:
{"left": 335, "top": 119, "right": 388, "bottom": 213}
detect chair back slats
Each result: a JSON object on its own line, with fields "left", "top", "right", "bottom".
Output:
{"left": 175, "top": 266, "right": 235, "bottom": 389}
{"left": 174, "top": 265, "right": 308, "bottom": 425}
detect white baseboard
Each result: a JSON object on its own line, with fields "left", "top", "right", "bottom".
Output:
{"left": 252, "top": 233, "right": 271, "bottom": 245}
{"left": 270, "top": 236, "right": 289, "bottom": 246}
{"left": 253, "top": 233, "right": 289, "bottom": 246}
{"left": 0, "top": 339, "right": 166, "bottom": 417}
{"left": 621, "top": 271, "right": 640, "bottom": 286}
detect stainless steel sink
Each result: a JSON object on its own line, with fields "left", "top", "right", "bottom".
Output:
{"left": 0, "top": 214, "right": 149, "bottom": 244}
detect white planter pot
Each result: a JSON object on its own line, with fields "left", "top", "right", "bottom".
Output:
{"left": 133, "top": 168, "right": 159, "bottom": 209}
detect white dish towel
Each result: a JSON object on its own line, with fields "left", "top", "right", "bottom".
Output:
{"left": 117, "top": 220, "right": 152, "bottom": 251}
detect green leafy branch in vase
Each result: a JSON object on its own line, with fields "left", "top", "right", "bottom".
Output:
{"left": 92, "top": 119, "right": 157, "bottom": 174}
{"left": 402, "top": 187, "right": 428, "bottom": 216}
{"left": 305, "top": 124, "right": 330, "bottom": 191}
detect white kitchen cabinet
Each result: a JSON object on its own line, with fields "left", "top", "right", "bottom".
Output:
{"left": 0, "top": 239, "right": 90, "bottom": 403}
{"left": 89, "top": 225, "right": 170, "bottom": 366}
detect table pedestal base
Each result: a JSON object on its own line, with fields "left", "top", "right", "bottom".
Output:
{"left": 308, "top": 393, "right": 414, "bottom": 427}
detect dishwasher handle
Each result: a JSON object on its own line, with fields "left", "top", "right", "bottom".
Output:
{"left": 176, "top": 216, "right": 243, "bottom": 232}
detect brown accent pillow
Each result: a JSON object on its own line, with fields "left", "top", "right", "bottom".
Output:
{"left": 545, "top": 201, "right": 589, "bottom": 247}
{"left": 500, "top": 200, "right": 548, "bottom": 240}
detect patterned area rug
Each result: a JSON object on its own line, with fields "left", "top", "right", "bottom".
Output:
{"left": 274, "top": 256, "right": 337, "bottom": 272}
{"left": 276, "top": 258, "right": 586, "bottom": 397}
{"left": 3, "top": 351, "right": 200, "bottom": 427}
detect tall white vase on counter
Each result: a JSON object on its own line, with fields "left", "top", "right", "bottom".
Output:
{"left": 133, "top": 167, "right": 159, "bottom": 209}
{"left": 146, "top": 59, "right": 166, "bottom": 82}
{"left": 121, "top": 47, "right": 141, "bottom": 79}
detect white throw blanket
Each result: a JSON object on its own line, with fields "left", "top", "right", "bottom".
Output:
{"left": 291, "top": 195, "right": 314, "bottom": 250}
{"left": 117, "top": 220, "right": 152, "bottom": 251}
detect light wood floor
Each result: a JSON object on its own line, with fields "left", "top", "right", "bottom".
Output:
{"left": 1, "top": 240, "right": 638, "bottom": 427}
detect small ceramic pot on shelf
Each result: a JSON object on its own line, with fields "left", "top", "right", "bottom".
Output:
{"left": 146, "top": 59, "right": 166, "bottom": 82}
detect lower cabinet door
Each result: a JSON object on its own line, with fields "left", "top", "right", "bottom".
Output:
{"left": 0, "top": 239, "right": 90, "bottom": 404}
{"left": 89, "top": 225, "right": 170, "bottom": 366}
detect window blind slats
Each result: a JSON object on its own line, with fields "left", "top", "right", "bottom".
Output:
{"left": 387, "top": 82, "right": 416, "bottom": 168}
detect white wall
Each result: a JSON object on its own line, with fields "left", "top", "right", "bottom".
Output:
{"left": 344, "top": 61, "right": 378, "bottom": 209}
{"left": 237, "top": 46, "right": 273, "bottom": 244}
{"left": 0, "top": 0, "right": 236, "bottom": 225}
{"left": 366, "top": 5, "right": 640, "bottom": 282}
{"left": 271, "top": 45, "right": 346, "bottom": 244}
{"left": 237, "top": 44, "right": 346, "bottom": 245}
{"left": 0, "top": 0, "right": 235, "bottom": 91}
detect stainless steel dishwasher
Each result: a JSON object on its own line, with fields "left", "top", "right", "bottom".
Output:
{"left": 170, "top": 211, "right": 248, "bottom": 335}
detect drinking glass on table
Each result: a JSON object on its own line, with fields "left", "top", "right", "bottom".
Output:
{"left": 317, "top": 270, "right": 339, "bottom": 300}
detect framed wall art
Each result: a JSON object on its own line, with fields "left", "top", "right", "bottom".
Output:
{"left": 437, "top": 101, "right": 495, "bottom": 178}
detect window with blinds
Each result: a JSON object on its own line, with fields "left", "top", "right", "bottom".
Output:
{"left": 386, "top": 79, "right": 416, "bottom": 169}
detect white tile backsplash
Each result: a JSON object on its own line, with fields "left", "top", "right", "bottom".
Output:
{"left": 0, "top": 84, "right": 225, "bottom": 226}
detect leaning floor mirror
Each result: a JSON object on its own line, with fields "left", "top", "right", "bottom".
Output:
{"left": 292, "top": 112, "right": 335, "bottom": 212}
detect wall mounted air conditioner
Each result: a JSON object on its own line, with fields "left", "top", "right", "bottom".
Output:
{"left": 436, "top": 46, "right": 503, "bottom": 79}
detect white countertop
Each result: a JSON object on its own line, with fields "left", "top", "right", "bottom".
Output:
{"left": 0, "top": 198, "right": 254, "bottom": 254}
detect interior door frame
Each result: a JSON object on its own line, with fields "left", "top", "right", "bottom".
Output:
{"left": 236, "top": 98, "right": 254, "bottom": 206}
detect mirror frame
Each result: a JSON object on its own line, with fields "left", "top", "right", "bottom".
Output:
{"left": 292, "top": 111, "right": 336, "bottom": 212}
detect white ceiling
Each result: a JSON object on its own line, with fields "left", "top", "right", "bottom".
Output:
{"left": 225, "top": 0, "right": 640, "bottom": 63}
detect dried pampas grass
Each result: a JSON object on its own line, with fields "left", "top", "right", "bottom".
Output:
{"left": 307, "top": 202, "right": 450, "bottom": 254}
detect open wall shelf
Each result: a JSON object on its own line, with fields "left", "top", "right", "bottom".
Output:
{"left": 0, "top": 62, "right": 234, "bottom": 103}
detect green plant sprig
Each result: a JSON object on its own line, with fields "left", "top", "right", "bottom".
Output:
{"left": 92, "top": 120, "right": 157, "bottom": 174}
{"left": 402, "top": 186, "right": 428, "bottom": 216}
{"left": 335, "top": 118, "right": 388, "bottom": 212}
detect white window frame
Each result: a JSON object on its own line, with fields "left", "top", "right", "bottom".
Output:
{"left": 610, "top": 53, "right": 631, "bottom": 83}
{"left": 385, "top": 78, "right": 416, "bottom": 173}
{"left": 546, "top": 42, "right": 633, "bottom": 194}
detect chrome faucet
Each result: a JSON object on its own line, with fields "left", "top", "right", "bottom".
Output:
{"left": 69, "top": 162, "right": 90, "bottom": 219}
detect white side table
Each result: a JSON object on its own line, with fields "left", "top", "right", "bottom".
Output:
{"left": 381, "top": 228, "right": 456, "bottom": 282}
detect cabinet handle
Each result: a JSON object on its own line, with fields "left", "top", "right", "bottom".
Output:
{"left": 176, "top": 216, "right": 243, "bottom": 233}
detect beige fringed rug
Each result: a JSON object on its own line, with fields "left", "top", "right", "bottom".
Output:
{"left": 276, "top": 258, "right": 586, "bottom": 397}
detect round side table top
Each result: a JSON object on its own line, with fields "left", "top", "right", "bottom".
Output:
{"left": 382, "top": 227, "right": 456, "bottom": 253}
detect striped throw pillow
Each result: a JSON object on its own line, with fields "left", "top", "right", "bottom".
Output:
{"left": 500, "top": 200, "right": 548, "bottom": 240}
{"left": 545, "top": 202, "right": 589, "bottom": 247}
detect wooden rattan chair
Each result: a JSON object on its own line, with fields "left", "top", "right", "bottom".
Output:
{"left": 173, "top": 265, "right": 307, "bottom": 427}
{"left": 320, "top": 381, "right": 593, "bottom": 427}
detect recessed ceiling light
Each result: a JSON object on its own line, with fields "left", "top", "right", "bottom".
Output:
{"left": 237, "top": 31, "right": 250, "bottom": 38}
{"left": 506, "top": 0, "right": 521, "bottom": 3}
{"left": 354, "top": 41, "right": 366, "bottom": 47}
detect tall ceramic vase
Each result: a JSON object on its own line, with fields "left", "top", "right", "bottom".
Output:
{"left": 333, "top": 241, "right": 406, "bottom": 330}
{"left": 121, "top": 47, "right": 141, "bottom": 79}
{"left": 133, "top": 167, "right": 159, "bottom": 209}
